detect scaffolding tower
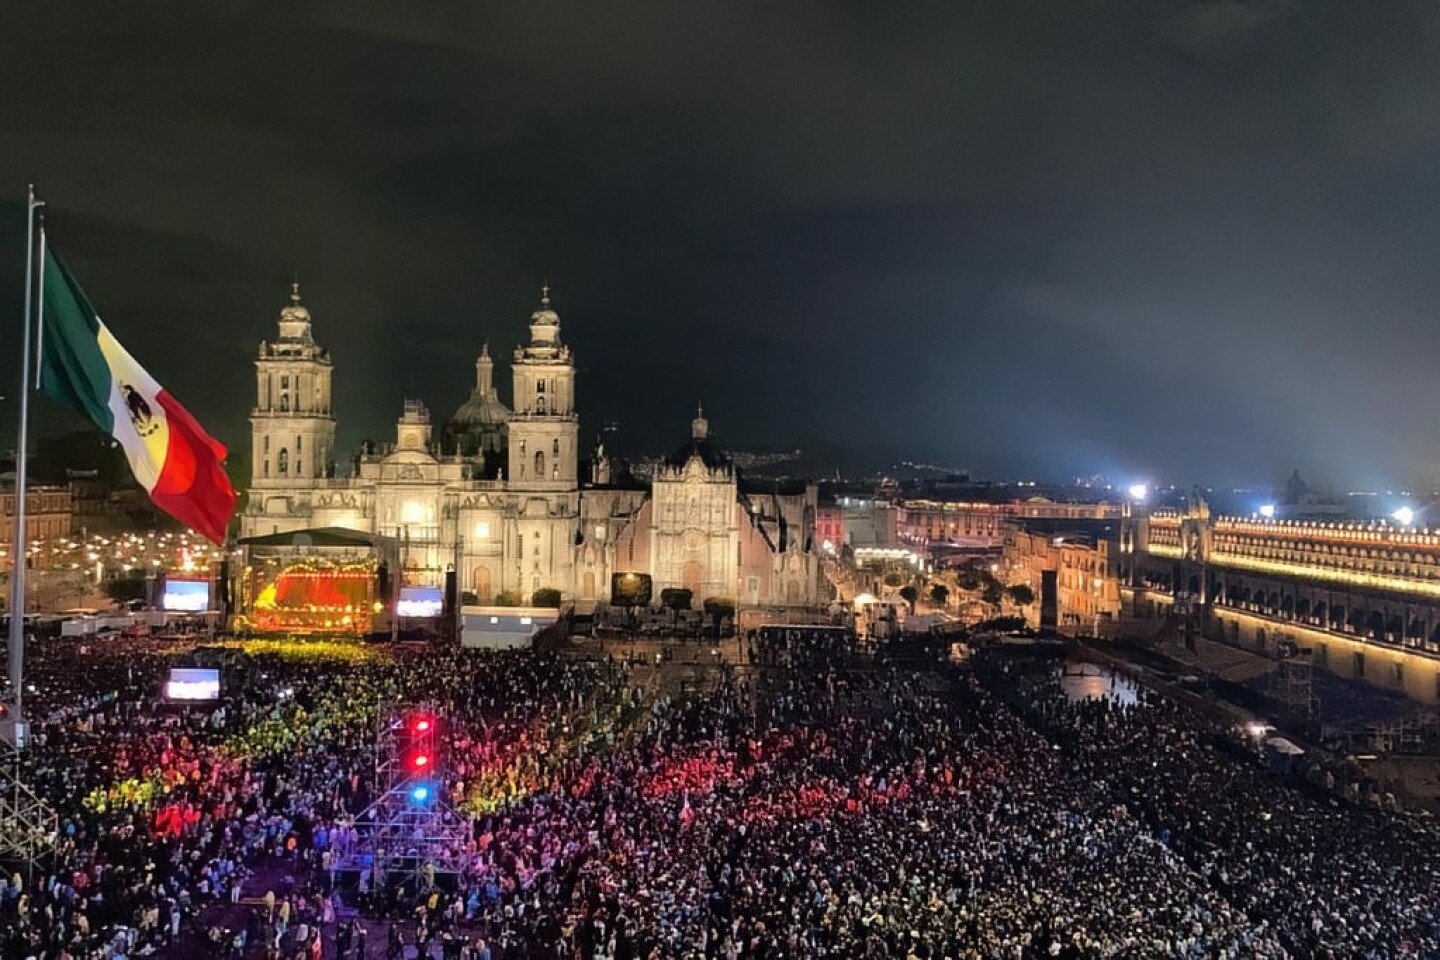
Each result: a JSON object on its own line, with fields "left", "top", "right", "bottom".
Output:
{"left": 334, "top": 704, "right": 471, "bottom": 893}
{"left": 1269, "top": 636, "right": 1320, "bottom": 722}
{"left": 0, "top": 738, "right": 59, "bottom": 877}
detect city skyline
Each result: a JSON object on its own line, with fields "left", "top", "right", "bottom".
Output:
{"left": 5, "top": 3, "right": 1440, "bottom": 489}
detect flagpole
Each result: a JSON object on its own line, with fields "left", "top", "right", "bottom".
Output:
{"left": 33, "top": 216, "right": 46, "bottom": 392}
{"left": 8, "top": 186, "right": 42, "bottom": 733}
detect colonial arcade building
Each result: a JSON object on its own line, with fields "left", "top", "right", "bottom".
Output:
{"left": 1124, "top": 492, "right": 1440, "bottom": 704}
{"left": 239, "top": 285, "right": 823, "bottom": 630}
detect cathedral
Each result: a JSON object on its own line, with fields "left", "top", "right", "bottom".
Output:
{"left": 239, "top": 285, "right": 824, "bottom": 614}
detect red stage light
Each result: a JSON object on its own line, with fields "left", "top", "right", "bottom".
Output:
{"left": 414, "top": 719, "right": 431, "bottom": 733}
{"left": 409, "top": 753, "right": 431, "bottom": 770}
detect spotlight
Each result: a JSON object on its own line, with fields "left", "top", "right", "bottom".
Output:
{"left": 1127, "top": 483, "right": 1148, "bottom": 502}
{"left": 1259, "top": 504, "right": 1276, "bottom": 519}
{"left": 1393, "top": 506, "right": 1416, "bottom": 526}
{"left": 410, "top": 785, "right": 430, "bottom": 803}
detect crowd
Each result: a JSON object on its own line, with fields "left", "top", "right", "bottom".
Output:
{"left": 2, "top": 626, "right": 1440, "bottom": 958}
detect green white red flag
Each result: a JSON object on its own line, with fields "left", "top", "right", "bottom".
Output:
{"left": 37, "top": 247, "right": 237, "bottom": 544}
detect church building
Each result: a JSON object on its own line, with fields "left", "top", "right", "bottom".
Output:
{"left": 240, "top": 285, "right": 824, "bottom": 614}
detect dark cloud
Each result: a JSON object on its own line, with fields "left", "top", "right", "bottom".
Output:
{"left": 2, "top": 1, "right": 1440, "bottom": 489}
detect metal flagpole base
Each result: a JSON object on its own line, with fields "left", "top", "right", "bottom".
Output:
{"left": 0, "top": 717, "right": 29, "bottom": 749}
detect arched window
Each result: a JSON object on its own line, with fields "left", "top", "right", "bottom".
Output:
{"left": 280, "top": 393, "right": 290, "bottom": 412}
{"left": 535, "top": 451, "right": 545, "bottom": 477}
{"left": 536, "top": 396, "right": 546, "bottom": 415}
{"left": 552, "top": 438, "right": 559, "bottom": 456}
{"left": 278, "top": 449, "right": 289, "bottom": 475}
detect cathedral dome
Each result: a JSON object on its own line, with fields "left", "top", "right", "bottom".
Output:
{"left": 449, "top": 391, "right": 511, "bottom": 427}
{"left": 664, "top": 404, "right": 730, "bottom": 471}
{"left": 444, "top": 342, "right": 511, "bottom": 459}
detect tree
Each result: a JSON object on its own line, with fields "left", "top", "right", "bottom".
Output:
{"left": 882, "top": 572, "right": 904, "bottom": 588}
{"left": 532, "top": 587, "right": 563, "bottom": 608}
{"left": 929, "top": 583, "right": 949, "bottom": 606}
{"left": 1006, "top": 583, "right": 1035, "bottom": 607}
{"left": 899, "top": 585, "right": 918, "bottom": 606}
{"left": 976, "top": 615, "right": 1027, "bottom": 633}
{"left": 492, "top": 589, "right": 521, "bottom": 607}
{"left": 702, "top": 596, "right": 735, "bottom": 631}
{"left": 956, "top": 567, "right": 983, "bottom": 591}
{"left": 104, "top": 575, "right": 147, "bottom": 607}
{"left": 610, "top": 572, "right": 653, "bottom": 607}
{"left": 982, "top": 581, "right": 1004, "bottom": 606}
{"left": 659, "top": 588, "right": 693, "bottom": 611}
{"left": 460, "top": 591, "right": 479, "bottom": 607}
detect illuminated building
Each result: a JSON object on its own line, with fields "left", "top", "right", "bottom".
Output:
{"left": 1123, "top": 489, "right": 1440, "bottom": 704}
{"left": 1003, "top": 519, "right": 1123, "bottom": 633}
{"left": 899, "top": 500, "right": 1011, "bottom": 548}
{"left": 0, "top": 485, "right": 74, "bottom": 548}
{"left": 239, "top": 285, "right": 824, "bottom": 619}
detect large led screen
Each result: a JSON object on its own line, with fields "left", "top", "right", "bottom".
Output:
{"left": 165, "top": 667, "right": 221, "bottom": 702}
{"left": 396, "top": 585, "right": 444, "bottom": 618}
{"left": 162, "top": 578, "right": 212, "bottom": 612}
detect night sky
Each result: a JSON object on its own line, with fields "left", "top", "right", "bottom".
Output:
{"left": 3, "top": 2, "right": 1440, "bottom": 490}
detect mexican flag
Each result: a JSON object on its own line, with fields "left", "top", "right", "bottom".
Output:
{"left": 38, "top": 247, "right": 238, "bottom": 544}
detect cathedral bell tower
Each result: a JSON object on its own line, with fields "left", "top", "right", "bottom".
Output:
{"left": 249, "top": 282, "right": 336, "bottom": 487}
{"left": 507, "top": 285, "right": 578, "bottom": 487}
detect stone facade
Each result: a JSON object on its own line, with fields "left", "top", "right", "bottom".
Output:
{"left": 0, "top": 485, "right": 74, "bottom": 548}
{"left": 1122, "top": 490, "right": 1440, "bottom": 704}
{"left": 239, "top": 286, "right": 824, "bottom": 609}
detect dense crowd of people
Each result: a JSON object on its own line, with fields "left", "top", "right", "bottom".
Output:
{"left": 2, "top": 626, "right": 1439, "bottom": 958}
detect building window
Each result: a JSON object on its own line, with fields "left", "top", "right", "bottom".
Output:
{"left": 295, "top": 459, "right": 303, "bottom": 476}
{"left": 278, "top": 449, "right": 289, "bottom": 475}
{"left": 263, "top": 460, "right": 269, "bottom": 478}
{"left": 296, "top": 436, "right": 302, "bottom": 453}
{"left": 552, "top": 438, "right": 559, "bottom": 456}
{"left": 520, "top": 439, "right": 526, "bottom": 455}
{"left": 280, "top": 393, "right": 290, "bottom": 412}
{"left": 264, "top": 436, "right": 270, "bottom": 453}
{"left": 535, "top": 451, "right": 545, "bottom": 477}
{"left": 536, "top": 379, "right": 546, "bottom": 394}
{"left": 536, "top": 396, "right": 546, "bottom": 415}
{"left": 281, "top": 375, "right": 290, "bottom": 390}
